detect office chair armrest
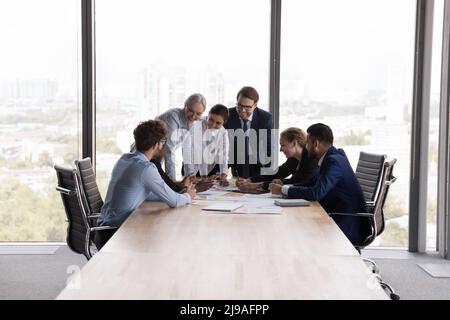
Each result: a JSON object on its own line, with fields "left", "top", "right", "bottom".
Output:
{"left": 386, "top": 176, "right": 397, "bottom": 185}
{"left": 329, "top": 212, "right": 374, "bottom": 218}
{"left": 56, "top": 186, "right": 76, "bottom": 196}
{"left": 90, "top": 226, "right": 117, "bottom": 232}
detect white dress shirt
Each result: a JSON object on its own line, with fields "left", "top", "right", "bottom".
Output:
{"left": 183, "top": 118, "right": 229, "bottom": 176}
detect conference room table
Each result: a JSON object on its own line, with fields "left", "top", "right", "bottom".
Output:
{"left": 57, "top": 190, "right": 387, "bottom": 300}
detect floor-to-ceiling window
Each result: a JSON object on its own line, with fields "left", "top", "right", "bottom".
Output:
{"left": 95, "top": 0, "right": 271, "bottom": 192}
{"left": 280, "top": 0, "right": 416, "bottom": 247}
{"left": 0, "top": 0, "right": 82, "bottom": 241}
{"left": 427, "top": 0, "right": 444, "bottom": 251}
{"left": 1, "top": 0, "right": 446, "bottom": 252}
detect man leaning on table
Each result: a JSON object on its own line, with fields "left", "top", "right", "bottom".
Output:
{"left": 156, "top": 93, "right": 206, "bottom": 180}
{"left": 224, "top": 86, "right": 273, "bottom": 178}
{"left": 269, "top": 123, "right": 371, "bottom": 244}
{"left": 95, "top": 119, "right": 196, "bottom": 250}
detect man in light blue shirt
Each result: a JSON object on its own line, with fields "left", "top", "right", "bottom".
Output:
{"left": 96, "top": 119, "right": 196, "bottom": 249}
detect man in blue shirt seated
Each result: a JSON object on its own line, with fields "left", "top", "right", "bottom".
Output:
{"left": 269, "top": 123, "right": 370, "bottom": 244}
{"left": 95, "top": 119, "right": 196, "bottom": 249}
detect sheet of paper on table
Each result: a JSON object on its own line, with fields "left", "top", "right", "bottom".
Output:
{"left": 196, "top": 187, "right": 282, "bottom": 214}
{"left": 233, "top": 204, "right": 282, "bottom": 214}
{"left": 195, "top": 190, "right": 228, "bottom": 200}
{"left": 212, "top": 184, "right": 239, "bottom": 192}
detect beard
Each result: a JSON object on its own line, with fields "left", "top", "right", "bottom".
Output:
{"left": 306, "top": 148, "right": 317, "bottom": 159}
{"left": 308, "top": 147, "right": 318, "bottom": 160}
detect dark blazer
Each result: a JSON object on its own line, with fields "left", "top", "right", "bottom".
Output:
{"left": 150, "top": 158, "right": 184, "bottom": 193}
{"left": 224, "top": 107, "right": 273, "bottom": 178}
{"left": 287, "top": 146, "right": 370, "bottom": 243}
{"left": 250, "top": 148, "right": 319, "bottom": 190}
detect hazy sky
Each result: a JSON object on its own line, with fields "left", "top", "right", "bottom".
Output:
{"left": 0, "top": 0, "right": 79, "bottom": 80}
{"left": 0, "top": 0, "right": 442, "bottom": 101}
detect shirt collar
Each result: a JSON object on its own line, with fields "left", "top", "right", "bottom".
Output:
{"left": 318, "top": 151, "right": 327, "bottom": 167}
{"left": 240, "top": 112, "right": 254, "bottom": 124}
{"left": 134, "top": 149, "right": 149, "bottom": 161}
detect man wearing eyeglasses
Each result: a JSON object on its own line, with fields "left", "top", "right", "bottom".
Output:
{"left": 224, "top": 86, "right": 273, "bottom": 178}
{"left": 156, "top": 93, "right": 206, "bottom": 180}
{"left": 95, "top": 120, "right": 196, "bottom": 249}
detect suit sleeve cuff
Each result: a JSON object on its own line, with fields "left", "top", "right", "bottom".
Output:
{"left": 281, "top": 185, "right": 290, "bottom": 196}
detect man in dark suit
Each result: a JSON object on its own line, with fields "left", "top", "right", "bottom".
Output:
{"left": 269, "top": 123, "right": 369, "bottom": 244}
{"left": 224, "top": 86, "right": 273, "bottom": 178}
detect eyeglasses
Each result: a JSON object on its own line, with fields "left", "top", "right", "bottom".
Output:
{"left": 186, "top": 105, "right": 203, "bottom": 117}
{"left": 236, "top": 102, "right": 255, "bottom": 111}
{"left": 158, "top": 139, "right": 167, "bottom": 145}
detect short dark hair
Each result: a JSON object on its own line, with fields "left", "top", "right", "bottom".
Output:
{"left": 209, "top": 104, "right": 229, "bottom": 122}
{"left": 307, "top": 123, "right": 334, "bottom": 145}
{"left": 133, "top": 119, "right": 168, "bottom": 152}
{"left": 236, "top": 86, "right": 259, "bottom": 104}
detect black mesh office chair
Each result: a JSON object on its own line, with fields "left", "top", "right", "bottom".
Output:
{"left": 55, "top": 164, "right": 115, "bottom": 260}
{"left": 331, "top": 158, "right": 400, "bottom": 300}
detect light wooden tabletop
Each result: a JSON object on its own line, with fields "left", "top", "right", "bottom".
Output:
{"left": 57, "top": 196, "right": 387, "bottom": 300}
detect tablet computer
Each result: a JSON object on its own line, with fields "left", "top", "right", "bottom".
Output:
{"left": 274, "top": 199, "right": 310, "bottom": 207}
{"left": 202, "top": 202, "right": 244, "bottom": 212}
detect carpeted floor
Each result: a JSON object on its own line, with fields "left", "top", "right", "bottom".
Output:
{"left": 0, "top": 245, "right": 86, "bottom": 300}
{"left": 362, "top": 249, "right": 450, "bottom": 300}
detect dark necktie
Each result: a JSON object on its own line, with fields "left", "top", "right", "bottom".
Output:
{"left": 243, "top": 119, "right": 249, "bottom": 132}
{"left": 242, "top": 120, "right": 250, "bottom": 178}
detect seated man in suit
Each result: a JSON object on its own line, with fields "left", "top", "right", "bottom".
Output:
{"left": 269, "top": 123, "right": 370, "bottom": 244}
{"left": 95, "top": 119, "right": 196, "bottom": 249}
{"left": 224, "top": 86, "right": 273, "bottom": 178}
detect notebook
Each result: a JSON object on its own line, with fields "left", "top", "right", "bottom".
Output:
{"left": 274, "top": 199, "right": 310, "bottom": 207}
{"left": 202, "top": 202, "right": 244, "bottom": 212}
